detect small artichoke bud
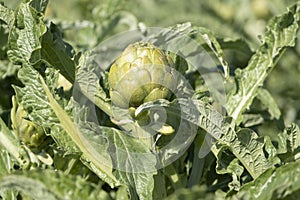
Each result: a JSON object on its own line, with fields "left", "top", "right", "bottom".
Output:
{"left": 108, "top": 42, "right": 178, "bottom": 108}
{"left": 11, "top": 96, "right": 46, "bottom": 148}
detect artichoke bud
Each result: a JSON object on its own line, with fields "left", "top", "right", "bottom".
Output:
{"left": 11, "top": 97, "right": 46, "bottom": 148}
{"left": 108, "top": 42, "right": 178, "bottom": 108}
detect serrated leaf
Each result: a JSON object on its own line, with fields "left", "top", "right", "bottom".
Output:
{"left": 6, "top": 1, "right": 75, "bottom": 83}
{"left": 12, "top": 65, "right": 114, "bottom": 184}
{"left": 277, "top": 123, "right": 300, "bottom": 162}
{"left": 0, "top": 3, "right": 15, "bottom": 27}
{"left": 39, "top": 71, "right": 119, "bottom": 187}
{"left": 215, "top": 128, "right": 277, "bottom": 179}
{"left": 0, "top": 169, "right": 112, "bottom": 200}
{"left": 115, "top": 169, "right": 155, "bottom": 200}
{"left": 226, "top": 3, "right": 300, "bottom": 122}
{"left": 145, "top": 23, "right": 228, "bottom": 75}
{"left": 146, "top": 23, "right": 229, "bottom": 86}
{"left": 137, "top": 98, "right": 277, "bottom": 179}
{"left": 284, "top": 123, "right": 300, "bottom": 153}
{"left": 232, "top": 159, "right": 300, "bottom": 200}
{"left": 7, "top": 2, "right": 47, "bottom": 64}
{"left": 109, "top": 129, "right": 156, "bottom": 200}
{"left": 75, "top": 53, "right": 156, "bottom": 199}
{"left": 29, "top": 0, "right": 49, "bottom": 14}
{"left": 216, "top": 151, "right": 244, "bottom": 191}
{"left": 75, "top": 51, "right": 112, "bottom": 117}
{"left": 74, "top": 104, "right": 156, "bottom": 199}
{"left": 14, "top": 65, "right": 79, "bottom": 155}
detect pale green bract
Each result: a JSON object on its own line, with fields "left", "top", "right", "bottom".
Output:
{"left": 10, "top": 96, "right": 46, "bottom": 148}
{"left": 108, "top": 42, "right": 178, "bottom": 108}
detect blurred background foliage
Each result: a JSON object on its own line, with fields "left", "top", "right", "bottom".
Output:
{"left": 1, "top": 0, "right": 300, "bottom": 131}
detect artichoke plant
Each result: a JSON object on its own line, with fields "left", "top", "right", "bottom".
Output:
{"left": 11, "top": 96, "right": 46, "bottom": 148}
{"left": 108, "top": 42, "right": 179, "bottom": 109}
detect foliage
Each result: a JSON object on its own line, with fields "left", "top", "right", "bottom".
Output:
{"left": 0, "top": 0, "right": 300, "bottom": 199}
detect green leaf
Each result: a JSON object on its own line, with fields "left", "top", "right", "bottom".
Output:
{"left": 7, "top": 2, "right": 47, "bottom": 64}
{"left": 6, "top": 1, "right": 75, "bottom": 83}
{"left": 39, "top": 69, "right": 119, "bottom": 187}
{"left": 40, "top": 23, "right": 76, "bottom": 83}
{"left": 114, "top": 170, "right": 155, "bottom": 200}
{"left": 0, "top": 150, "right": 19, "bottom": 200}
{"left": 75, "top": 51, "right": 112, "bottom": 117}
{"left": 1, "top": 115, "right": 53, "bottom": 169}
{"left": 217, "top": 38, "right": 253, "bottom": 58}
{"left": 241, "top": 114, "right": 264, "bottom": 127}
{"left": 138, "top": 98, "right": 278, "bottom": 179}
{"left": 0, "top": 150, "right": 12, "bottom": 180}
{"left": 216, "top": 155, "right": 244, "bottom": 191}
{"left": 0, "top": 169, "right": 112, "bottom": 200}
{"left": 277, "top": 123, "right": 300, "bottom": 162}
{"left": 0, "top": 3, "right": 15, "bottom": 27}
{"left": 226, "top": 3, "right": 300, "bottom": 122}
{"left": 111, "top": 132, "right": 156, "bottom": 200}
{"left": 0, "top": 61, "right": 20, "bottom": 79}
{"left": 256, "top": 88, "right": 281, "bottom": 119}
{"left": 75, "top": 53, "right": 156, "bottom": 199}
{"left": 192, "top": 26, "right": 230, "bottom": 79}
{"left": 74, "top": 104, "right": 157, "bottom": 199}
{"left": 0, "top": 117, "right": 24, "bottom": 165}
{"left": 232, "top": 159, "right": 300, "bottom": 200}
{"left": 214, "top": 128, "right": 279, "bottom": 179}
{"left": 14, "top": 65, "right": 79, "bottom": 155}
{"left": 13, "top": 65, "right": 118, "bottom": 186}
{"left": 147, "top": 23, "right": 229, "bottom": 79}
{"left": 29, "top": 0, "right": 49, "bottom": 14}
{"left": 108, "top": 131, "right": 156, "bottom": 199}
{"left": 283, "top": 123, "right": 300, "bottom": 153}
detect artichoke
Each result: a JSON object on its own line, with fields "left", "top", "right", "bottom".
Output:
{"left": 11, "top": 96, "right": 46, "bottom": 148}
{"left": 108, "top": 42, "right": 178, "bottom": 108}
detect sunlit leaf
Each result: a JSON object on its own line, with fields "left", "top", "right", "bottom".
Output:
{"left": 226, "top": 3, "right": 300, "bottom": 123}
